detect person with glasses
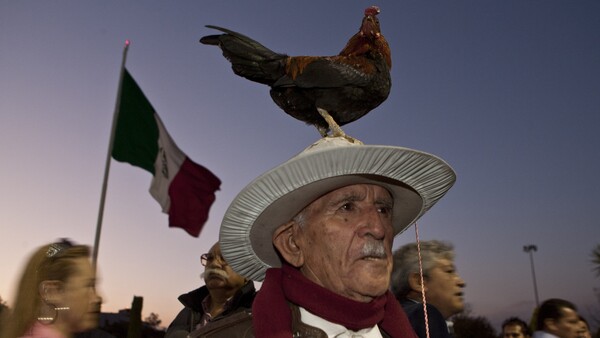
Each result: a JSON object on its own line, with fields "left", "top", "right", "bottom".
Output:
{"left": 0, "top": 239, "right": 102, "bottom": 338}
{"left": 165, "top": 242, "right": 256, "bottom": 338}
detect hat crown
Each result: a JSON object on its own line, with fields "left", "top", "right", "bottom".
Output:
{"left": 301, "top": 136, "right": 362, "bottom": 154}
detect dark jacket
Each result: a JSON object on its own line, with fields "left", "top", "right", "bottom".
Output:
{"left": 400, "top": 298, "right": 452, "bottom": 338}
{"left": 165, "top": 281, "right": 256, "bottom": 338}
{"left": 187, "top": 302, "right": 394, "bottom": 338}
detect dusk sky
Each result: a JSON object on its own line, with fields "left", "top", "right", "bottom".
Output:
{"left": 1, "top": 1, "right": 599, "bottom": 331}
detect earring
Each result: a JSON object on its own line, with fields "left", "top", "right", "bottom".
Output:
{"left": 37, "top": 302, "right": 70, "bottom": 324}
{"left": 37, "top": 303, "right": 57, "bottom": 325}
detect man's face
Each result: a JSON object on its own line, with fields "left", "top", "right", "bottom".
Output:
{"left": 295, "top": 184, "right": 394, "bottom": 302}
{"left": 546, "top": 307, "right": 581, "bottom": 338}
{"left": 423, "top": 258, "right": 466, "bottom": 319}
{"left": 203, "top": 243, "right": 246, "bottom": 292}
{"left": 503, "top": 324, "right": 528, "bottom": 338}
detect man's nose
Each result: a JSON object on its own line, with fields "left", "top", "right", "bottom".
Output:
{"left": 358, "top": 207, "right": 388, "bottom": 240}
{"left": 457, "top": 276, "right": 466, "bottom": 288}
{"left": 209, "top": 255, "right": 227, "bottom": 268}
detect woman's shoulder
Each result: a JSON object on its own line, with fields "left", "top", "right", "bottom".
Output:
{"left": 19, "top": 323, "right": 67, "bottom": 338}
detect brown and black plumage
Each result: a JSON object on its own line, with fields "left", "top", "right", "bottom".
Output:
{"left": 200, "top": 6, "right": 391, "bottom": 139}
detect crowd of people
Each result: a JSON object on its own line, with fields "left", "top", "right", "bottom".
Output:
{"left": 0, "top": 137, "right": 595, "bottom": 338}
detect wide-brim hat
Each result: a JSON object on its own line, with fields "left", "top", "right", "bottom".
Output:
{"left": 220, "top": 137, "right": 456, "bottom": 281}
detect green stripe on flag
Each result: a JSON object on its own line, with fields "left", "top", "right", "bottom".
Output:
{"left": 112, "top": 69, "right": 159, "bottom": 174}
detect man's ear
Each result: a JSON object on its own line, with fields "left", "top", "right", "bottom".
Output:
{"left": 272, "top": 220, "right": 304, "bottom": 268}
{"left": 408, "top": 272, "right": 425, "bottom": 292}
{"left": 39, "top": 280, "right": 64, "bottom": 304}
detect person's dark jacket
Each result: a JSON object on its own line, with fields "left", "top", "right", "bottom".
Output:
{"left": 187, "top": 303, "right": 396, "bottom": 338}
{"left": 401, "top": 298, "right": 452, "bottom": 338}
{"left": 165, "top": 281, "right": 256, "bottom": 338}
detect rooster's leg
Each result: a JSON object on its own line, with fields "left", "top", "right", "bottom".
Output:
{"left": 317, "top": 108, "right": 361, "bottom": 144}
{"left": 317, "top": 108, "right": 345, "bottom": 137}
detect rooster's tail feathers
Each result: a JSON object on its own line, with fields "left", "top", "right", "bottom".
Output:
{"left": 200, "top": 25, "right": 287, "bottom": 85}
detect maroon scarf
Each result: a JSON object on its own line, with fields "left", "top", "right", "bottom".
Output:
{"left": 253, "top": 264, "right": 417, "bottom": 337}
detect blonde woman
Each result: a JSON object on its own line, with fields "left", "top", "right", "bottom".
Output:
{"left": 1, "top": 239, "right": 101, "bottom": 338}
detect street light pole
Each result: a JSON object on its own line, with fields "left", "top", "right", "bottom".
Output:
{"left": 523, "top": 244, "right": 540, "bottom": 307}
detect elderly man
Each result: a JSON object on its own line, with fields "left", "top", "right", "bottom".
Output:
{"left": 391, "top": 240, "right": 466, "bottom": 338}
{"left": 166, "top": 242, "right": 256, "bottom": 338}
{"left": 532, "top": 298, "right": 581, "bottom": 338}
{"left": 215, "top": 137, "right": 456, "bottom": 337}
{"left": 502, "top": 317, "right": 532, "bottom": 338}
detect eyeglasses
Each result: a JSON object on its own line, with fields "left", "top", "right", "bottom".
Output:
{"left": 200, "top": 253, "right": 227, "bottom": 266}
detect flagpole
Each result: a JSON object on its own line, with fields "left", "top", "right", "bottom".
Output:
{"left": 92, "top": 40, "right": 130, "bottom": 271}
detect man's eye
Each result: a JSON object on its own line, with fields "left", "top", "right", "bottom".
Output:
{"left": 340, "top": 203, "right": 354, "bottom": 211}
{"left": 378, "top": 206, "right": 392, "bottom": 215}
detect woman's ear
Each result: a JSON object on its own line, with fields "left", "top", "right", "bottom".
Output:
{"left": 272, "top": 220, "right": 304, "bottom": 268}
{"left": 408, "top": 272, "right": 425, "bottom": 292}
{"left": 39, "top": 280, "right": 63, "bottom": 304}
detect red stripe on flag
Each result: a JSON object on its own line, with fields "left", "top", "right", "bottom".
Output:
{"left": 168, "top": 157, "right": 221, "bottom": 237}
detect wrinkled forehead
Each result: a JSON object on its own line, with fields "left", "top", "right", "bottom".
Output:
{"left": 434, "top": 257, "right": 455, "bottom": 268}
{"left": 208, "top": 243, "right": 221, "bottom": 256}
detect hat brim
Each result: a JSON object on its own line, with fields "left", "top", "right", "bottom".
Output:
{"left": 220, "top": 138, "right": 456, "bottom": 281}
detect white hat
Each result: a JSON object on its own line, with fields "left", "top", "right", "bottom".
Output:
{"left": 220, "top": 137, "right": 456, "bottom": 281}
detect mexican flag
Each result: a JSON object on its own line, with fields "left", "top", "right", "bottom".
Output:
{"left": 111, "top": 68, "right": 221, "bottom": 237}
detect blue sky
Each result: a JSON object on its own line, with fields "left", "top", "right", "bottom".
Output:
{"left": 1, "top": 1, "right": 599, "bottom": 330}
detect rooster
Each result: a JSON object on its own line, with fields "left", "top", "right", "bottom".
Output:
{"left": 200, "top": 6, "right": 391, "bottom": 140}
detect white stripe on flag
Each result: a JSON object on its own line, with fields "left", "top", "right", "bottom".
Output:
{"left": 149, "top": 114, "right": 186, "bottom": 213}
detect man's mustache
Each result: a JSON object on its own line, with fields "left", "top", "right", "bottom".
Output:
{"left": 360, "top": 241, "right": 386, "bottom": 258}
{"left": 201, "top": 268, "right": 229, "bottom": 279}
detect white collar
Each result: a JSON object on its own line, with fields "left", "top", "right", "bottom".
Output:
{"left": 299, "top": 306, "right": 383, "bottom": 338}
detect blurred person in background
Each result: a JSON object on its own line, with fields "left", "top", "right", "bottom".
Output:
{"left": 576, "top": 315, "right": 592, "bottom": 338}
{"left": 502, "top": 316, "right": 531, "bottom": 338}
{"left": 391, "top": 240, "right": 466, "bottom": 338}
{"left": 532, "top": 298, "right": 580, "bottom": 338}
{"left": 0, "top": 239, "right": 101, "bottom": 338}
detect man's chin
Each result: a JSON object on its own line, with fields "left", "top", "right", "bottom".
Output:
{"left": 346, "top": 280, "right": 389, "bottom": 302}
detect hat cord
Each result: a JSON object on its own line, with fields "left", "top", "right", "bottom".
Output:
{"left": 414, "top": 221, "right": 431, "bottom": 338}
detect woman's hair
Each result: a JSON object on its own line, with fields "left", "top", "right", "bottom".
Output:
{"left": 0, "top": 239, "right": 90, "bottom": 338}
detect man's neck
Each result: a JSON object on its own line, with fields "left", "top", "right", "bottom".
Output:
{"left": 404, "top": 293, "right": 452, "bottom": 320}
{"left": 207, "top": 288, "right": 236, "bottom": 315}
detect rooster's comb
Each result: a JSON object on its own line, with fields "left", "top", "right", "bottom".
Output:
{"left": 365, "top": 6, "right": 381, "bottom": 17}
